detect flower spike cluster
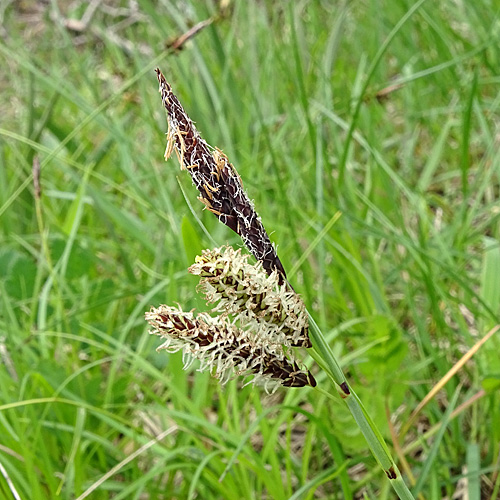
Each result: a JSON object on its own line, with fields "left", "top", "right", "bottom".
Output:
{"left": 151, "top": 69, "right": 315, "bottom": 391}
{"left": 155, "top": 68, "right": 287, "bottom": 282}
{"left": 146, "top": 248, "right": 315, "bottom": 391}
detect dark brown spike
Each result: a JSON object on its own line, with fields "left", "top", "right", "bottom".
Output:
{"left": 156, "top": 68, "right": 287, "bottom": 281}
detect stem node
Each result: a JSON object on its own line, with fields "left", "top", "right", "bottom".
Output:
{"left": 386, "top": 467, "right": 397, "bottom": 480}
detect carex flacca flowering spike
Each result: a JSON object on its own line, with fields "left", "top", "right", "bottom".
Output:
{"left": 148, "top": 69, "right": 314, "bottom": 392}
{"left": 146, "top": 303, "right": 315, "bottom": 392}
{"left": 155, "top": 68, "right": 287, "bottom": 281}
{"left": 189, "top": 246, "right": 311, "bottom": 349}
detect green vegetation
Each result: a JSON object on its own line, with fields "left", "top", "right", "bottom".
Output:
{"left": 1, "top": 1, "right": 499, "bottom": 498}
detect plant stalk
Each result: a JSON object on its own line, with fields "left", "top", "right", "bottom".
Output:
{"left": 308, "top": 313, "right": 415, "bottom": 499}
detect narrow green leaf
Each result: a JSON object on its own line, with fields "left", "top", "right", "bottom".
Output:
{"left": 417, "top": 119, "right": 455, "bottom": 192}
{"left": 90, "top": 188, "right": 155, "bottom": 253}
{"left": 181, "top": 215, "right": 203, "bottom": 265}
{"left": 480, "top": 237, "right": 500, "bottom": 328}
{"left": 412, "top": 386, "right": 461, "bottom": 496}
{"left": 466, "top": 442, "right": 481, "bottom": 500}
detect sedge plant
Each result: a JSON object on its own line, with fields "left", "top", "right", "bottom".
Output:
{"left": 146, "top": 68, "right": 415, "bottom": 499}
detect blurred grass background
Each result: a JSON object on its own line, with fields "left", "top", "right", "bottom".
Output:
{"left": 1, "top": 0, "right": 500, "bottom": 498}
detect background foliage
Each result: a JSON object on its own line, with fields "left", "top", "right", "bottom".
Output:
{"left": 1, "top": 0, "right": 499, "bottom": 498}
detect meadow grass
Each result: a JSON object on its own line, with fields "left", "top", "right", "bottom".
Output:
{"left": 1, "top": 1, "right": 500, "bottom": 498}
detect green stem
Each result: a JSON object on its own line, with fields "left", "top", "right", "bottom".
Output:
{"left": 308, "top": 313, "right": 415, "bottom": 499}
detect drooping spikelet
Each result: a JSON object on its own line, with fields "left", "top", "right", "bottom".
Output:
{"left": 189, "top": 246, "right": 312, "bottom": 348}
{"left": 146, "top": 305, "right": 316, "bottom": 391}
{"left": 155, "top": 68, "right": 287, "bottom": 281}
